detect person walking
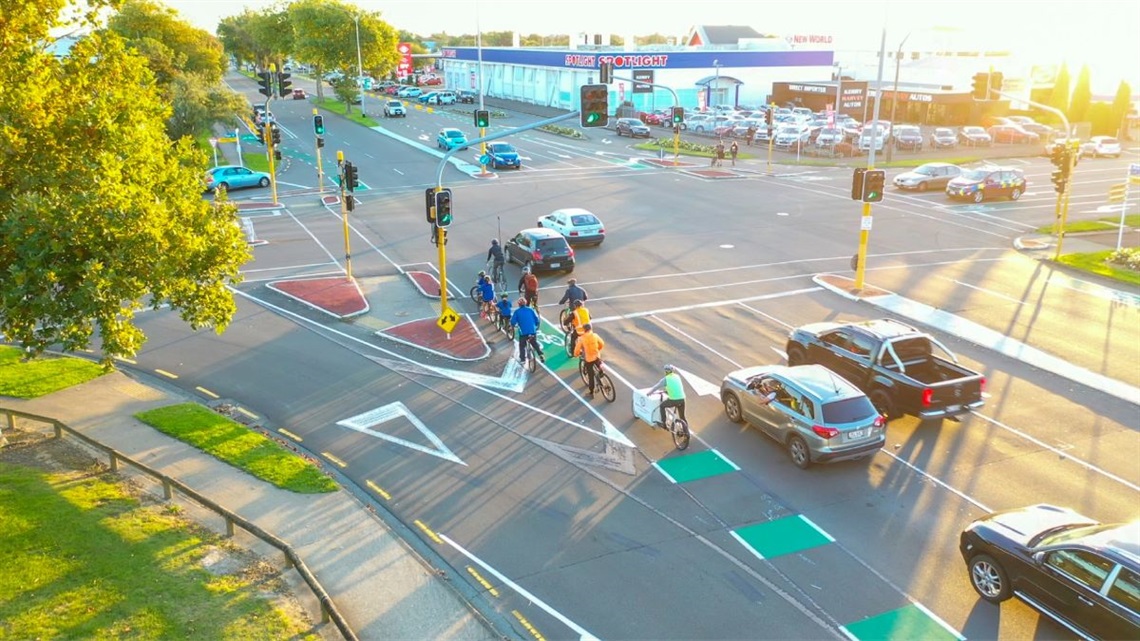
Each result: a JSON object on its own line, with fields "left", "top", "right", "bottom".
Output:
{"left": 572, "top": 323, "right": 605, "bottom": 398}
{"left": 729, "top": 140, "right": 739, "bottom": 166}
{"left": 745, "top": 125, "right": 756, "bottom": 146}
{"left": 714, "top": 141, "right": 726, "bottom": 167}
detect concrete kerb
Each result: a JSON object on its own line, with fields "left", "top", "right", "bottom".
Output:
{"left": 266, "top": 277, "right": 370, "bottom": 320}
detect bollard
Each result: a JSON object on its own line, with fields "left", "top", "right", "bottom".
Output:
{"left": 225, "top": 517, "right": 235, "bottom": 538}
{"left": 163, "top": 479, "right": 173, "bottom": 500}
{"left": 109, "top": 453, "right": 119, "bottom": 471}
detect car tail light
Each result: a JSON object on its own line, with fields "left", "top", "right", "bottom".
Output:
{"left": 568, "top": 247, "right": 575, "bottom": 258}
{"left": 873, "top": 415, "right": 885, "bottom": 428}
{"left": 979, "top": 377, "right": 986, "bottom": 393}
{"left": 921, "top": 388, "right": 933, "bottom": 407}
{"left": 532, "top": 250, "right": 542, "bottom": 261}
{"left": 811, "top": 425, "right": 839, "bottom": 439}
{"left": 569, "top": 231, "right": 579, "bottom": 236}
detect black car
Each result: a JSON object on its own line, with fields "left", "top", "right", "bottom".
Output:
{"left": 505, "top": 228, "right": 575, "bottom": 273}
{"left": 892, "top": 126, "right": 923, "bottom": 151}
{"left": 960, "top": 504, "right": 1140, "bottom": 640}
{"left": 457, "top": 90, "right": 477, "bottom": 104}
{"left": 614, "top": 117, "right": 651, "bottom": 138}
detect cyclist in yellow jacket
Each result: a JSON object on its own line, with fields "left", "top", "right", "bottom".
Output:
{"left": 572, "top": 323, "right": 605, "bottom": 398}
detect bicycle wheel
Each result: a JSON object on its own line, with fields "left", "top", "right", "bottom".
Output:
{"left": 469, "top": 285, "right": 480, "bottom": 304}
{"left": 671, "top": 417, "right": 690, "bottom": 450}
{"left": 598, "top": 372, "right": 616, "bottom": 403}
{"left": 559, "top": 308, "right": 572, "bottom": 332}
{"left": 504, "top": 322, "right": 515, "bottom": 340}
{"left": 564, "top": 329, "right": 575, "bottom": 357}
{"left": 578, "top": 358, "right": 589, "bottom": 385}
{"left": 527, "top": 350, "right": 537, "bottom": 373}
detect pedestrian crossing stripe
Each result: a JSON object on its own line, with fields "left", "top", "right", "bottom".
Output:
{"left": 653, "top": 449, "right": 739, "bottom": 483}
{"left": 731, "top": 514, "right": 834, "bottom": 559}
{"left": 840, "top": 602, "right": 964, "bottom": 641}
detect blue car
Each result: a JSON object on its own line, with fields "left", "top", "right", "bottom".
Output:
{"left": 204, "top": 165, "right": 270, "bottom": 192}
{"left": 437, "top": 128, "right": 469, "bottom": 150}
{"left": 486, "top": 142, "right": 521, "bottom": 170}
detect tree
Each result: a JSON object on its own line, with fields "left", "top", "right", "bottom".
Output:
{"left": 1110, "top": 81, "right": 1133, "bottom": 138}
{"left": 0, "top": 1, "right": 249, "bottom": 365}
{"left": 1085, "top": 101, "right": 1114, "bottom": 136}
{"left": 217, "top": 13, "right": 259, "bottom": 69}
{"left": 106, "top": 0, "right": 227, "bottom": 87}
{"left": 1048, "top": 63, "right": 1071, "bottom": 123}
{"left": 1069, "top": 64, "right": 1092, "bottom": 123}
{"left": 167, "top": 72, "right": 248, "bottom": 140}
{"left": 289, "top": 0, "right": 400, "bottom": 101}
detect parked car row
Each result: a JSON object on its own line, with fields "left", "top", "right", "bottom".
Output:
{"left": 892, "top": 162, "right": 1028, "bottom": 203}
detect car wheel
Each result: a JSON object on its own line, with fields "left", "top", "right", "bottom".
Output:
{"left": 786, "top": 345, "right": 806, "bottom": 366}
{"left": 787, "top": 435, "right": 811, "bottom": 469}
{"left": 217, "top": 182, "right": 230, "bottom": 191}
{"left": 869, "top": 389, "right": 896, "bottom": 422}
{"left": 972, "top": 191, "right": 985, "bottom": 204}
{"left": 723, "top": 392, "right": 743, "bottom": 423}
{"left": 969, "top": 554, "right": 1012, "bottom": 603}
{"left": 1010, "top": 188, "right": 1022, "bottom": 201}
{"left": 616, "top": 129, "right": 623, "bottom": 136}
{"left": 257, "top": 177, "right": 269, "bottom": 188}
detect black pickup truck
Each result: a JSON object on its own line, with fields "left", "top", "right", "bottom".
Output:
{"left": 786, "top": 318, "right": 985, "bottom": 421}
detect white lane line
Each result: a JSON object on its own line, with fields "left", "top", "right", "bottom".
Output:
{"left": 287, "top": 210, "right": 344, "bottom": 272}
{"left": 440, "top": 533, "right": 601, "bottom": 641}
{"left": 913, "top": 601, "right": 968, "bottom": 641}
{"left": 653, "top": 315, "right": 743, "bottom": 369}
{"left": 878, "top": 450, "right": 991, "bottom": 512}
{"left": 970, "top": 412, "right": 1140, "bottom": 493}
{"left": 940, "top": 277, "right": 1027, "bottom": 306}
{"left": 736, "top": 302, "right": 795, "bottom": 330}
{"left": 590, "top": 287, "right": 822, "bottom": 324}
{"left": 242, "top": 270, "right": 345, "bottom": 284}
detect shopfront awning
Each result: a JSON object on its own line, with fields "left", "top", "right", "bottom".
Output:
{"left": 694, "top": 75, "right": 744, "bottom": 87}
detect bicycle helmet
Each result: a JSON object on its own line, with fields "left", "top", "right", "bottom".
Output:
{"left": 500, "top": 293, "right": 509, "bottom": 299}
{"left": 522, "top": 266, "right": 530, "bottom": 274}
{"left": 478, "top": 270, "right": 486, "bottom": 278}
{"left": 567, "top": 278, "right": 577, "bottom": 285}
{"left": 517, "top": 298, "right": 527, "bottom": 307}
{"left": 491, "top": 239, "right": 499, "bottom": 245}
{"left": 582, "top": 323, "right": 592, "bottom": 331}
{"left": 664, "top": 364, "right": 675, "bottom": 373}
{"left": 571, "top": 300, "right": 582, "bottom": 308}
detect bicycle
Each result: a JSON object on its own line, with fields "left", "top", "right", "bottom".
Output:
{"left": 651, "top": 392, "right": 690, "bottom": 450}
{"left": 519, "top": 333, "right": 541, "bottom": 373}
{"left": 469, "top": 272, "right": 488, "bottom": 305}
{"left": 498, "top": 311, "right": 515, "bottom": 339}
{"left": 488, "top": 260, "right": 507, "bottom": 292}
{"left": 559, "top": 305, "right": 574, "bottom": 333}
{"left": 578, "top": 356, "right": 616, "bottom": 402}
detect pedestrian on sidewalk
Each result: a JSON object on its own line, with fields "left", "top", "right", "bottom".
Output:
{"left": 745, "top": 125, "right": 756, "bottom": 146}
{"left": 713, "top": 141, "right": 725, "bottom": 167}
{"left": 729, "top": 140, "right": 739, "bottom": 166}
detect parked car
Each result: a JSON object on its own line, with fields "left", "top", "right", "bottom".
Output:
{"left": 893, "top": 162, "right": 963, "bottom": 192}
{"left": 946, "top": 166, "right": 1027, "bottom": 203}
{"left": 396, "top": 86, "right": 422, "bottom": 98}
{"left": 989, "top": 124, "right": 1040, "bottom": 144}
{"left": 486, "top": 142, "right": 521, "bottom": 169}
{"left": 431, "top": 91, "right": 457, "bottom": 105}
{"left": 892, "top": 125, "right": 923, "bottom": 151}
{"left": 643, "top": 110, "right": 668, "bottom": 126}
{"left": 536, "top": 208, "right": 605, "bottom": 246}
{"left": 1081, "top": 136, "right": 1122, "bottom": 158}
{"left": 384, "top": 85, "right": 403, "bottom": 95}
{"left": 960, "top": 504, "right": 1140, "bottom": 640}
{"left": 436, "top": 128, "right": 469, "bottom": 150}
{"left": 959, "top": 126, "right": 993, "bottom": 146}
{"left": 786, "top": 318, "right": 986, "bottom": 421}
{"left": 814, "top": 127, "right": 845, "bottom": 148}
{"left": 858, "top": 127, "right": 888, "bottom": 152}
{"left": 417, "top": 75, "right": 443, "bottom": 86}
{"left": 291, "top": 88, "right": 307, "bottom": 100}
{"left": 505, "top": 228, "right": 575, "bottom": 273}
{"left": 383, "top": 100, "right": 406, "bottom": 117}
{"left": 1019, "top": 122, "right": 1060, "bottom": 142}
{"left": 774, "top": 124, "right": 811, "bottom": 149}
{"left": 204, "top": 165, "right": 270, "bottom": 192}
{"left": 1006, "top": 115, "right": 1037, "bottom": 126}
{"left": 417, "top": 92, "right": 438, "bottom": 104}
{"left": 457, "top": 90, "right": 477, "bottom": 104}
{"left": 720, "top": 364, "right": 886, "bottom": 469}
{"left": 685, "top": 114, "right": 716, "bottom": 133}
{"left": 615, "top": 117, "right": 651, "bottom": 138}
{"left": 930, "top": 127, "right": 957, "bottom": 149}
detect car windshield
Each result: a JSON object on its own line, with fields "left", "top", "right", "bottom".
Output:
{"left": 820, "top": 128, "right": 840, "bottom": 135}
{"left": 1032, "top": 523, "right": 1118, "bottom": 548}
{"left": 960, "top": 169, "right": 992, "bottom": 181}
{"left": 446, "top": 131, "right": 463, "bottom": 139}
{"left": 490, "top": 143, "right": 516, "bottom": 153}
{"left": 570, "top": 214, "right": 599, "bottom": 226}
{"left": 913, "top": 165, "right": 937, "bottom": 176}
{"left": 897, "top": 127, "right": 919, "bottom": 135}
{"left": 935, "top": 129, "right": 953, "bottom": 135}
{"left": 963, "top": 127, "right": 983, "bottom": 134}
{"left": 821, "top": 397, "right": 878, "bottom": 424}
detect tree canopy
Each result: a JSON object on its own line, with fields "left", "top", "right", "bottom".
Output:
{"left": 0, "top": 0, "right": 249, "bottom": 365}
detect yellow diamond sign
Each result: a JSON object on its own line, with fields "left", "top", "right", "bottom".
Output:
{"left": 437, "top": 308, "right": 459, "bottom": 333}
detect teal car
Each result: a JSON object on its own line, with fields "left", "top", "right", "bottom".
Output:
{"left": 436, "top": 128, "right": 469, "bottom": 150}
{"left": 204, "top": 165, "right": 270, "bottom": 192}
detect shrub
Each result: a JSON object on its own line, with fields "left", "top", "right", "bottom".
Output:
{"left": 1107, "top": 248, "right": 1140, "bottom": 271}
{"left": 538, "top": 124, "right": 583, "bottom": 138}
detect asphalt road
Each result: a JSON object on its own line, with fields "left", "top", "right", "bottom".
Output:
{"left": 148, "top": 73, "right": 1140, "bottom": 640}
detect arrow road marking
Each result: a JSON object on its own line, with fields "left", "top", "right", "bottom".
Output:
{"left": 676, "top": 367, "right": 722, "bottom": 397}
{"left": 337, "top": 401, "right": 466, "bottom": 465}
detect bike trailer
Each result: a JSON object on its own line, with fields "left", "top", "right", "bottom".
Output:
{"left": 632, "top": 387, "right": 663, "bottom": 424}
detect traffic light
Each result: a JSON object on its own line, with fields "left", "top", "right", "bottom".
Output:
{"left": 256, "top": 127, "right": 265, "bottom": 145}
{"left": 862, "top": 169, "right": 885, "bottom": 203}
{"left": 599, "top": 61, "right": 613, "bottom": 85}
{"left": 316, "top": 136, "right": 325, "bottom": 149}
{"left": 579, "top": 84, "right": 609, "bottom": 128}
{"left": 434, "top": 188, "right": 453, "bottom": 228}
{"left": 274, "top": 150, "right": 282, "bottom": 160}
{"left": 971, "top": 72, "right": 989, "bottom": 100}
{"left": 270, "top": 125, "right": 281, "bottom": 145}
{"left": 671, "top": 106, "right": 684, "bottom": 125}
{"left": 1050, "top": 144, "right": 1065, "bottom": 167}
{"left": 765, "top": 109, "right": 774, "bottom": 127}
{"left": 1052, "top": 169, "right": 1066, "bottom": 194}
{"left": 851, "top": 167, "right": 866, "bottom": 200}
{"left": 257, "top": 72, "right": 273, "bottom": 98}
{"left": 424, "top": 187, "right": 436, "bottom": 223}
{"left": 474, "top": 109, "right": 490, "bottom": 128}
{"left": 343, "top": 161, "right": 359, "bottom": 191}
{"left": 990, "top": 72, "right": 1003, "bottom": 94}
{"left": 346, "top": 195, "right": 356, "bottom": 212}
{"left": 277, "top": 72, "right": 292, "bottom": 97}
{"left": 313, "top": 115, "right": 325, "bottom": 135}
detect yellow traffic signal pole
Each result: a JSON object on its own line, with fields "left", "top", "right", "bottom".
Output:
{"left": 853, "top": 30, "right": 888, "bottom": 291}
{"left": 336, "top": 151, "right": 352, "bottom": 279}
{"left": 1054, "top": 143, "right": 1077, "bottom": 260}
{"left": 266, "top": 121, "right": 278, "bottom": 204}
{"left": 435, "top": 188, "right": 448, "bottom": 314}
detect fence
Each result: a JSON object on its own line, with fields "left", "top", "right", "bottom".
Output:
{"left": 0, "top": 407, "right": 358, "bottom": 641}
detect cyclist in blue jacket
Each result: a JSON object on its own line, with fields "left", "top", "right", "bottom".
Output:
{"left": 478, "top": 275, "right": 495, "bottom": 318}
{"left": 510, "top": 297, "right": 544, "bottom": 364}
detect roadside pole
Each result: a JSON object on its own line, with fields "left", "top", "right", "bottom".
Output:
{"left": 337, "top": 151, "right": 353, "bottom": 279}
{"left": 314, "top": 108, "right": 325, "bottom": 191}
{"left": 266, "top": 120, "right": 278, "bottom": 204}
{"left": 853, "top": 29, "right": 888, "bottom": 291}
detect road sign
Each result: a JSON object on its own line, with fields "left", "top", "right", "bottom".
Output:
{"left": 240, "top": 134, "right": 258, "bottom": 142}
{"left": 437, "top": 308, "right": 459, "bottom": 333}
{"left": 1130, "top": 163, "right": 1140, "bottom": 185}
{"left": 479, "top": 154, "right": 491, "bottom": 165}
{"left": 1108, "top": 183, "right": 1128, "bottom": 203}
{"left": 208, "top": 137, "right": 218, "bottom": 147}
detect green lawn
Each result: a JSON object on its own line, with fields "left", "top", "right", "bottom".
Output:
{"left": 0, "top": 463, "right": 315, "bottom": 639}
{"left": 313, "top": 97, "right": 378, "bottom": 127}
{"left": 0, "top": 346, "right": 105, "bottom": 398}
{"left": 1056, "top": 250, "right": 1140, "bottom": 287}
{"left": 135, "top": 404, "right": 337, "bottom": 494}
{"left": 1035, "top": 214, "right": 1140, "bottom": 234}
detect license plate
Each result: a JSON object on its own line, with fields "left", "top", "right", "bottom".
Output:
{"left": 946, "top": 404, "right": 961, "bottom": 414}
{"left": 847, "top": 429, "right": 866, "bottom": 440}
{"left": 549, "top": 262, "right": 560, "bottom": 268}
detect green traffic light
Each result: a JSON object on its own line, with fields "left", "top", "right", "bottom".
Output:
{"left": 585, "top": 113, "right": 601, "bottom": 124}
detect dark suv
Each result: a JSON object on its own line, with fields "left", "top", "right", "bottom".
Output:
{"left": 945, "top": 166, "right": 1026, "bottom": 203}
{"left": 960, "top": 504, "right": 1140, "bottom": 640}
{"left": 506, "top": 228, "right": 575, "bottom": 273}
{"left": 457, "top": 90, "right": 477, "bottom": 104}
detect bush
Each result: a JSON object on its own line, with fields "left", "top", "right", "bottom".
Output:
{"left": 647, "top": 137, "right": 716, "bottom": 155}
{"left": 1108, "top": 248, "right": 1140, "bottom": 271}
{"left": 537, "top": 124, "right": 583, "bottom": 138}
{"left": 834, "top": 142, "right": 856, "bottom": 157}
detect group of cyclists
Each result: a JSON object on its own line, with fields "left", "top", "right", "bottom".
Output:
{"left": 478, "top": 238, "right": 686, "bottom": 426}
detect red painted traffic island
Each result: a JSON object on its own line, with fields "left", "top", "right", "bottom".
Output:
{"left": 685, "top": 168, "right": 742, "bottom": 179}
{"left": 641, "top": 157, "right": 697, "bottom": 168}
{"left": 378, "top": 315, "right": 490, "bottom": 361}
{"left": 268, "top": 276, "right": 369, "bottom": 319}
{"left": 407, "top": 271, "right": 441, "bottom": 298}
{"left": 235, "top": 201, "right": 284, "bottom": 211}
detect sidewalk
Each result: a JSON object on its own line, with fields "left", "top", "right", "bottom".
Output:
{"left": 1, "top": 373, "right": 508, "bottom": 641}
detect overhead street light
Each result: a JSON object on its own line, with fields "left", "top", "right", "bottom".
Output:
{"left": 885, "top": 32, "right": 911, "bottom": 163}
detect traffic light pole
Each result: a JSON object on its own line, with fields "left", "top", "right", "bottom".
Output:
{"left": 313, "top": 108, "right": 325, "bottom": 191}
{"left": 265, "top": 120, "right": 279, "bottom": 205}
{"left": 336, "top": 151, "right": 353, "bottom": 279}
{"left": 853, "top": 29, "right": 888, "bottom": 291}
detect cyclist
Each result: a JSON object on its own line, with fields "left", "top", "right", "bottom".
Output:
{"left": 510, "top": 297, "right": 544, "bottom": 364}
{"left": 566, "top": 299, "right": 590, "bottom": 355}
{"left": 486, "top": 239, "right": 505, "bottom": 283}
{"left": 495, "top": 293, "right": 512, "bottom": 326}
{"left": 478, "top": 275, "right": 496, "bottom": 319}
{"left": 518, "top": 267, "right": 539, "bottom": 309}
{"left": 558, "top": 278, "right": 588, "bottom": 307}
{"left": 648, "top": 364, "right": 687, "bottom": 427}
{"left": 572, "top": 323, "right": 605, "bottom": 398}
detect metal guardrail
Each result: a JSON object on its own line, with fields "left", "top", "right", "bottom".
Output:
{"left": 1, "top": 407, "right": 358, "bottom": 641}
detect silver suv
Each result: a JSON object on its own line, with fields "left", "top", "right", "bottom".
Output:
{"left": 383, "top": 100, "right": 406, "bottom": 118}
{"left": 720, "top": 364, "right": 885, "bottom": 469}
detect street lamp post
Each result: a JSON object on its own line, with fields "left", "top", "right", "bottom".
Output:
{"left": 352, "top": 13, "right": 364, "bottom": 115}
{"left": 884, "top": 32, "right": 910, "bottom": 162}
{"left": 712, "top": 59, "right": 721, "bottom": 108}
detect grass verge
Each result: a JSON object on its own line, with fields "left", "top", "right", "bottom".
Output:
{"left": 313, "top": 97, "right": 378, "bottom": 127}
{"left": 0, "top": 346, "right": 105, "bottom": 398}
{"left": 1055, "top": 251, "right": 1140, "bottom": 287}
{"left": 0, "top": 453, "right": 314, "bottom": 639}
{"left": 135, "top": 403, "right": 337, "bottom": 494}
{"left": 1035, "top": 214, "right": 1140, "bottom": 234}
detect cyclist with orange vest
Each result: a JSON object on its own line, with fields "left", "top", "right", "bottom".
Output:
{"left": 572, "top": 323, "right": 605, "bottom": 398}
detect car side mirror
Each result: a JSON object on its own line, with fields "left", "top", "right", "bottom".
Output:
{"left": 1032, "top": 551, "right": 1046, "bottom": 566}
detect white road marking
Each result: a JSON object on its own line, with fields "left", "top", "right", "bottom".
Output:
{"left": 940, "top": 278, "right": 1027, "bottom": 306}
{"left": 337, "top": 402, "right": 465, "bottom": 465}
{"left": 589, "top": 287, "right": 823, "bottom": 324}
{"left": 440, "top": 534, "right": 600, "bottom": 641}
{"left": 393, "top": 168, "right": 404, "bottom": 175}
{"left": 653, "top": 315, "right": 743, "bottom": 369}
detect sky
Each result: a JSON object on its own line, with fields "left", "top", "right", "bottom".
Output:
{"left": 164, "top": 0, "right": 1139, "bottom": 94}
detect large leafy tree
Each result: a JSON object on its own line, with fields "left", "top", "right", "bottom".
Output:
{"left": 1048, "top": 63, "right": 1071, "bottom": 123}
{"left": 106, "top": 0, "right": 227, "bottom": 87}
{"left": 1110, "top": 81, "right": 1133, "bottom": 139}
{"left": 1069, "top": 64, "right": 1092, "bottom": 123}
{"left": 167, "top": 72, "right": 247, "bottom": 140}
{"left": 289, "top": 0, "right": 400, "bottom": 100}
{"left": 0, "top": 0, "right": 249, "bottom": 364}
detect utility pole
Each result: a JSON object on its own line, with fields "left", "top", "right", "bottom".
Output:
{"left": 884, "top": 33, "right": 910, "bottom": 163}
{"left": 853, "top": 28, "right": 889, "bottom": 291}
